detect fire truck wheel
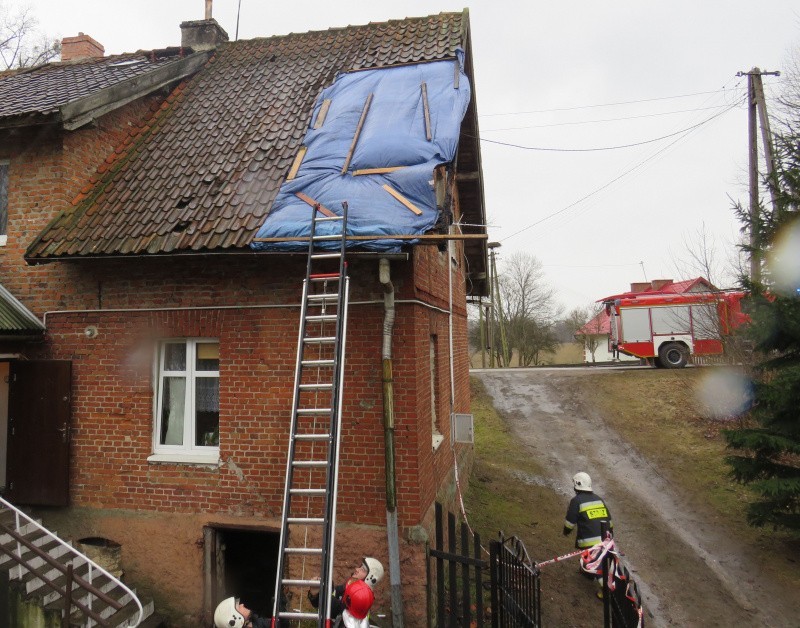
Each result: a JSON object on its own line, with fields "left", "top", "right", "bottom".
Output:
{"left": 659, "top": 343, "right": 689, "bottom": 369}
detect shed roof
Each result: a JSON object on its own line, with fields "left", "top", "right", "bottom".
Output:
{"left": 0, "top": 284, "right": 44, "bottom": 335}
{"left": 21, "top": 11, "right": 486, "bottom": 292}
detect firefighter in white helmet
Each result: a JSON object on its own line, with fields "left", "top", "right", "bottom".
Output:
{"left": 213, "top": 597, "right": 270, "bottom": 628}
{"left": 563, "top": 472, "right": 613, "bottom": 599}
{"left": 563, "top": 472, "right": 613, "bottom": 549}
{"left": 308, "top": 556, "right": 384, "bottom": 622}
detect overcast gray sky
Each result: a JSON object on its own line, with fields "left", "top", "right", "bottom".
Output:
{"left": 23, "top": 0, "right": 800, "bottom": 311}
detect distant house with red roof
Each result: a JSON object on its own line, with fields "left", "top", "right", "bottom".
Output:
{"left": 576, "top": 278, "right": 717, "bottom": 363}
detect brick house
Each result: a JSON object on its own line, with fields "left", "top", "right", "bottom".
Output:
{"left": 0, "top": 10, "right": 486, "bottom": 626}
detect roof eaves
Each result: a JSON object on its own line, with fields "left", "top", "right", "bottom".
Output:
{"left": 0, "top": 284, "right": 45, "bottom": 332}
{"left": 60, "top": 51, "right": 211, "bottom": 131}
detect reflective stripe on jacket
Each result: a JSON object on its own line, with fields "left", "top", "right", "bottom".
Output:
{"left": 564, "top": 491, "right": 612, "bottom": 549}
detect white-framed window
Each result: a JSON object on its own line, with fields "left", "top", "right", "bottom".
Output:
{"left": 0, "top": 159, "right": 8, "bottom": 246}
{"left": 150, "top": 339, "right": 220, "bottom": 464}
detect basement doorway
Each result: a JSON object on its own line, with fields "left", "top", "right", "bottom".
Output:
{"left": 205, "top": 525, "right": 280, "bottom": 621}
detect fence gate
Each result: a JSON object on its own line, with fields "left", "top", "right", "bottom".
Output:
{"left": 428, "top": 503, "right": 542, "bottom": 627}
{"left": 489, "top": 533, "right": 541, "bottom": 627}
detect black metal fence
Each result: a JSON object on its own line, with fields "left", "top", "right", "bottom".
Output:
{"left": 427, "top": 504, "right": 646, "bottom": 627}
{"left": 490, "top": 533, "right": 541, "bottom": 627}
{"left": 428, "top": 503, "right": 541, "bottom": 627}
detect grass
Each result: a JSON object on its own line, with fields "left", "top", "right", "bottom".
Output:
{"left": 469, "top": 342, "right": 584, "bottom": 368}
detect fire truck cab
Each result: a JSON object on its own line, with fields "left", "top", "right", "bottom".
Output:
{"left": 605, "top": 291, "right": 747, "bottom": 368}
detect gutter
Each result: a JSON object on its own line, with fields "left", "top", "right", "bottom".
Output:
{"left": 379, "top": 258, "right": 404, "bottom": 627}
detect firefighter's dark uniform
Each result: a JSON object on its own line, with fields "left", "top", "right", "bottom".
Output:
{"left": 563, "top": 490, "right": 613, "bottom": 548}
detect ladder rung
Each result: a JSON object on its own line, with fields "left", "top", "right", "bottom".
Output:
{"left": 282, "top": 579, "right": 323, "bottom": 587}
{"left": 310, "top": 253, "right": 341, "bottom": 260}
{"left": 293, "top": 434, "right": 331, "bottom": 442}
{"left": 279, "top": 611, "right": 320, "bottom": 620}
{"left": 292, "top": 460, "right": 328, "bottom": 468}
{"left": 305, "top": 316, "right": 337, "bottom": 324}
{"left": 296, "top": 408, "right": 331, "bottom": 415}
{"left": 312, "top": 234, "right": 343, "bottom": 241}
{"left": 307, "top": 293, "right": 339, "bottom": 301}
{"left": 301, "top": 359, "right": 335, "bottom": 367}
{"left": 283, "top": 546, "right": 323, "bottom": 554}
{"left": 289, "top": 488, "right": 327, "bottom": 496}
{"left": 314, "top": 215, "right": 343, "bottom": 222}
{"left": 304, "top": 336, "right": 335, "bottom": 344}
{"left": 309, "top": 273, "right": 341, "bottom": 281}
{"left": 299, "top": 383, "right": 333, "bottom": 390}
{"left": 287, "top": 517, "right": 325, "bottom": 525}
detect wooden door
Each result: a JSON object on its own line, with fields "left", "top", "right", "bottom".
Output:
{"left": 6, "top": 360, "right": 71, "bottom": 506}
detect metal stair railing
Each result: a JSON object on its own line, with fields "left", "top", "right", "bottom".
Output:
{"left": 0, "top": 495, "right": 143, "bottom": 627}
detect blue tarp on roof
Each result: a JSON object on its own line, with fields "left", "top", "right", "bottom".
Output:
{"left": 251, "top": 53, "right": 470, "bottom": 251}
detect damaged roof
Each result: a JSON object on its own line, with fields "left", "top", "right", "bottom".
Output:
{"left": 20, "top": 11, "right": 487, "bottom": 293}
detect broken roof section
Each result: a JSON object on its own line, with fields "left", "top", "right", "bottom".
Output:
{"left": 252, "top": 55, "right": 470, "bottom": 251}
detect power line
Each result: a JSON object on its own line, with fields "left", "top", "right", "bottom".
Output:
{"left": 474, "top": 96, "right": 744, "bottom": 152}
{"left": 497, "top": 97, "right": 743, "bottom": 243}
{"left": 542, "top": 263, "right": 642, "bottom": 268}
{"left": 482, "top": 103, "right": 736, "bottom": 133}
{"left": 479, "top": 87, "right": 745, "bottom": 117}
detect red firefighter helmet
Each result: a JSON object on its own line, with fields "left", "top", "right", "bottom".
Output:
{"left": 343, "top": 578, "right": 374, "bottom": 620}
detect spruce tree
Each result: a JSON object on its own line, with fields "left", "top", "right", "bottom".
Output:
{"left": 724, "top": 112, "right": 800, "bottom": 532}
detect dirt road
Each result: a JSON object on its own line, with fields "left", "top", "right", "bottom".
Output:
{"left": 472, "top": 367, "right": 798, "bottom": 628}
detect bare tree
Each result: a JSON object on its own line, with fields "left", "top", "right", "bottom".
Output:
{"left": 497, "top": 252, "right": 561, "bottom": 366}
{"left": 669, "top": 221, "right": 738, "bottom": 289}
{"left": 566, "top": 303, "right": 605, "bottom": 362}
{"left": 1, "top": 3, "right": 59, "bottom": 69}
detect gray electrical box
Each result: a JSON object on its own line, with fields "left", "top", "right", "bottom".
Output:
{"left": 451, "top": 413, "right": 474, "bottom": 444}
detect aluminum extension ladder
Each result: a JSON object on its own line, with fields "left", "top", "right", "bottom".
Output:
{"left": 271, "top": 202, "right": 350, "bottom": 627}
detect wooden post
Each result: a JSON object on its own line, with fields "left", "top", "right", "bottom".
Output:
{"left": 748, "top": 70, "right": 760, "bottom": 283}
{"left": 737, "top": 67, "right": 780, "bottom": 284}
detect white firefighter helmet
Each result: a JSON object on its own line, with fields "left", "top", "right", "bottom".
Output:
{"left": 573, "top": 472, "right": 593, "bottom": 492}
{"left": 214, "top": 597, "right": 245, "bottom": 628}
{"left": 362, "top": 556, "right": 384, "bottom": 588}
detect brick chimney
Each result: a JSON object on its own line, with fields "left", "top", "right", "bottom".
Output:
{"left": 630, "top": 282, "right": 651, "bottom": 293}
{"left": 61, "top": 33, "right": 104, "bottom": 61}
{"left": 650, "top": 279, "right": 673, "bottom": 291}
{"left": 180, "top": 19, "right": 229, "bottom": 51}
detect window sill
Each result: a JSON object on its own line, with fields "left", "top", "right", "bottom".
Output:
{"left": 432, "top": 433, "right": 444, "bottom": 452}
{"left": 147, "top": 453, "right": 222, "bottom": 466}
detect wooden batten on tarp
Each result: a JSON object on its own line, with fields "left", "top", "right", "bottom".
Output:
{"left": 313, "top": 99, "right": 332, "bottom": 129}
{"left": 252, "top": 233, "right": 488, "bottom": 243}
{"left": 421, "top": 82, "right": 432, "bottom": 141}
{"left": 341, "top": 93, "right": 373, "bottom": 174}
{"left": 382, "top": 184, "right": 423, "bottom": 215}
{"left": 286, "top": 146, "right": 307, "bottom": 181}
{"left": 352, "top": 166, "right": 406, "bottom": 176}
{"left": 294, "top": 192, "right": 336, "bottom": 217}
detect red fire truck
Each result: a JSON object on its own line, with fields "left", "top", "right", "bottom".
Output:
{"left": 605, "top": 291, "right": 748, "bottom": 368}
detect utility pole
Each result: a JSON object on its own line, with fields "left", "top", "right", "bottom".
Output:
{"left": 737, "top": 67, "right": 780, "bottom": 283}
{"left": 488, "top": 242, "right": 508, "bottom": 368}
